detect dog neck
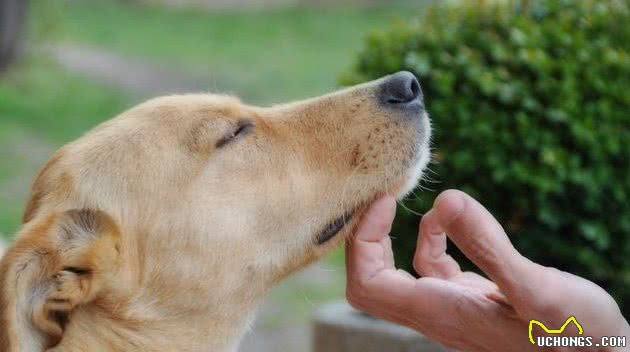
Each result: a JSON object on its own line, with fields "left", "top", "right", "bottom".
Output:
{"left": 53, "top": 302, "right": 258, "bottom": 352}
{"left": 55, "top": 228, "right": 267, "bottom": 352}
{"left": 0, "top": 224, "right": 267, "bottom": 352}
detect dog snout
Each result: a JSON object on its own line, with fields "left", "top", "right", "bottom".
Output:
{"left": 379, "top": 71, "right": 423, "bottom": 109}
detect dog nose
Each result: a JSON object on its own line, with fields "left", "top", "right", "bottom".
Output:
{"left": 379, "top": 71, "right": 422, "bottom": 107}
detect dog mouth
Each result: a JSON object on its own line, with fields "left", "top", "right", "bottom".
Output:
{"left": 314, "top": 147, "right": 429, "bottom": 246}
{"left": 315, "top": 209, "right": 356, "bottom": 245}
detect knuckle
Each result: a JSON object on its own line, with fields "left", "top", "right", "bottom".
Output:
{"left": 346, "top": 295, "right": 365, "bottom": 311}
{"left": 464, "top": 234, "right": 498, "bottom": 267}
{"left": 347, "top": 281, "right": 366, "bottom": 301}
{"left": 452, "top": 293, "right": 470, "bottom": 318}
{"left": 451, "top": 291, "right": 481, "bottom": 329}
{"left": 346, "top": 277, "right": 375, "bottom": 310}
{"left": 412, "top": 257, "right": 424, "bottom": 275}
{"left": 373, "top": 220, "right": 391, "bottom": 237}
{"left": 525, "top": 268, "right": 565, "bottom": 315}
{"left": 346, "top": 289, "right": 368, "bottom": 311}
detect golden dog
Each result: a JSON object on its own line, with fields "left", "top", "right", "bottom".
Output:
{"left": 0, "top": 71, "right": 431, "bottom": 351}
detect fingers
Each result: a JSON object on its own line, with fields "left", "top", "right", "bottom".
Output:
{"left": 345, "top": 194, "right": 532, "bottom": 351}
{"left": 346, "top": 195, "right": 396, "bottom": 283}
{"left": 430, "top": 190, "right": 540, "bottom": 300}
{"left": 414, "top": 209, "right": 461, "bottom": 279}
{"left": 345, "top": 196, "right": 443, "bottom": 319}
{"left": 415, "top": 211, "right": 506, "bottom": 300}
{"left": 346, "top": 195, "right": 418, "bottom": 315}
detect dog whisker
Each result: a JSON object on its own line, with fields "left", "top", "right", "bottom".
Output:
{"left": 396, "top": 200, "right": 423, "bottom": 216}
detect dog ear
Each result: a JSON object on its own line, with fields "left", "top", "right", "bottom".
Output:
{"left": 0, "top": 209, "right": 121, "bottom": 351}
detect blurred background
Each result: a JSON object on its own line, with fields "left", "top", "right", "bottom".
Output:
{"left": 0, "top": 0, "right": 628, "bottom": 351}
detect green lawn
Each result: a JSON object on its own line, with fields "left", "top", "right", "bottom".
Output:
{"left": 0, "top": 58, "right": 130, "bottom": 237}
{"left": 0, "top": 58, "right": 130, "bottom": 143}
{"left": 33, "top": 0, "right": 429, "bottom": 104}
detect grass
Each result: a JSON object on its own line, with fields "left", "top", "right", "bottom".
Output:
{"left": 32, "top": 0, "right": 429, "bottom": 104}
{"left": 0, "top": 58, "right": 130, "bottom": 143}
{"left": 0, "top": 58, "right": 130, "bottom": 236}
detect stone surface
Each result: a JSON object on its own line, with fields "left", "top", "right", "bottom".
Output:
{"left": 313, "top": 301, "right": 448, "bottom": 352}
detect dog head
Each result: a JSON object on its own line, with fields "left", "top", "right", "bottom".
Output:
{"left": 0, "top": 71, "right": 431, "bottom": 351}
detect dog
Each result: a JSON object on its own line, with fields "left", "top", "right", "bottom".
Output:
{"left": 0, "top": 71, "right": 431, "bottom": 352}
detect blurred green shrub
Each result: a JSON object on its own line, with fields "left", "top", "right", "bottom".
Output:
{"left": 343, "top": 0, "right": 630, "bottom": 314}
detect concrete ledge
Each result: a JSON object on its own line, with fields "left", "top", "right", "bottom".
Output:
{"left": 313, "top": 301, "right": 448, "bottom": 352}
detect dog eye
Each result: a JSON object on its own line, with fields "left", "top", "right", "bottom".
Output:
{"left": 216, "top": 120, "right": 253, "bottom": 148}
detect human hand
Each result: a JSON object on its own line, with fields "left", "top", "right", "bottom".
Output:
{"left": 346, "top": 190, "right": 630, "bottom": 351}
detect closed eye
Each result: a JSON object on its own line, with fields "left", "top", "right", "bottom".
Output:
{"left": 216, "top": 120, "right": 254, "bottom": 148}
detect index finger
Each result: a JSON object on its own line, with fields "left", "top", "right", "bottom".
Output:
{"left": 431, "top": 190, "right": 544, "bottom": 301}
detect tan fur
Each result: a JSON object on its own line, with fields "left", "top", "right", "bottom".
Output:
{"left": 0, "top": 76, "right": 431, "bottom": 352}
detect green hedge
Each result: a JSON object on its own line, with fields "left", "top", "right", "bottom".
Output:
{"left": 342, "top": 0, "right": 630, "bottom": 315}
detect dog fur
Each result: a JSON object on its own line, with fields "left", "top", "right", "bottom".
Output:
{"left": 0, "top": 74, "right": 431, "bottom": 352}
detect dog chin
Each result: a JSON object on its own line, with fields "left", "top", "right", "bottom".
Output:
{"left": 397, "top": 153, "right": 429, "bottom": 199}
{"left": 397, "top": 114, "right": 432, "bottom": 199}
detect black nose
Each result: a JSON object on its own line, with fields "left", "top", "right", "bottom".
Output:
{"left": 379, "top": 71, "right": 422, "bottom": 107}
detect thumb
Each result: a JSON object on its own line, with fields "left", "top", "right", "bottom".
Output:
{"left": 346, "top": 195, "right": 397, "bottom": 283}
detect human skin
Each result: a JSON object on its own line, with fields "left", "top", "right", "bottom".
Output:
{"left": 346, "top": 189, "right": 630, "bottom": 351}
